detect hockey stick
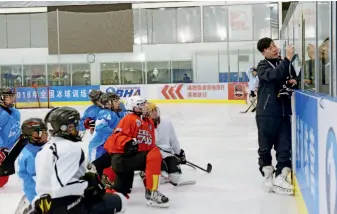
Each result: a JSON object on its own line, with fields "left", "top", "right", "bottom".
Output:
{"left": 158, "top": 147, "right": 211, "bottom": 173}
{"left": 158, "top": 147, "right": 196, "bottom": 170}
{"left": 14, "top": 195, "right": 30, "bottom": 214}
{"left": 240, "top": 100, "right": 256, "bottom": 113}
{"left": 186, "top": 161, "right": 212, "bottom": 173}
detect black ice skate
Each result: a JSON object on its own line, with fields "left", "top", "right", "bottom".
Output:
{"left": 145, "top": 189, "right": 169, "bottom": 208}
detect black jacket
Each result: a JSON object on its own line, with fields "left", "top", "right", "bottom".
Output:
{"left": 256, "top": 58, "right": 298, "bottom": 117}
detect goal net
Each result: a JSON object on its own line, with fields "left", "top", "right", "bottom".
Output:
{"left": 14, "top": 86, "right": 52, "bottom": 109}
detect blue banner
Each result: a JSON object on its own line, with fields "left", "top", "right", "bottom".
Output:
{"left": 295, "top": 92, "right": 319, "bottom": 214}
{"left": 49, "top": 85, "right": 99, "bottom": 102}
{"left": 15, "top": 85, "right": 100, "bottom": 105}
{"left": 16, "top": 86, "right": 49, "bottom": 103}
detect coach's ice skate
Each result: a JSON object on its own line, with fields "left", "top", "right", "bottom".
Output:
{"left": 262, "top": 165, "right": 274, "bottom": 192}
{"left": 146, "top": 189, "right": 169, "bottom": 208}
{"left": 272, "top": 167, "right": 294, "bottom": 195}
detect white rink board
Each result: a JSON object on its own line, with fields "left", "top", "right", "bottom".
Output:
{"left": 0, "top": 104, "right": 297, "bottom": 214}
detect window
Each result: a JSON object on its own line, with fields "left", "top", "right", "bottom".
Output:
{"left": 172, "top": 61, "right": 193, "bottom": 83}
{"left": 71, "top": 64, "right": 90, "bottom": 86}
{"left": 133, "top": 9, "right": 148, "bottom": 45}
{"left": 203, "top": 6, "right": 228, "bottom": 42}
{"left": 148, "top": 8, "right": 177, "bottom": 44}
{"left": 270, "top": 3, "right": 279, "bottom": 40}
{"left": 0, "top": 65, "right": 22, "bottom": 87}
{"left": 6, "top": 14, "right": 30, "bottom": 48}
{"left": 176, "top": 7, "right": 201, "bottom": 43}
{"left": 0, "top": 15, "right": 7, "bottom": 48}
{"left": 147, "top": 61, "right": 171, "bottom": 84}
{"left": 120, "top": 62, "right": 144, "bottom": 84}
{"left": 228, "top": 5, "right": 253, "bottom": 41}
{"left": 23, "top": 64, "right": 46, "bottom": 86}
{"left": 30, "top": 13, "right": 48, "bottom": 48}
{"left": 317, "top": 2, "right": 330, "bottom": 94}
{"left": 253, "top": 4, "right": 271, "bottom": 40}
{"left": 47, "top": 64, "right": 70, "bottom": 86}
{"left": 301, "top": 2, "right": 316, "bottom": 91}
{"left": 101, "top": 63, "right": 120, "bottom": 85}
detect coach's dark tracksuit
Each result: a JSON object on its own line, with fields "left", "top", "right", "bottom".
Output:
{"left": 256, "top": 57, "right": 297, "bottom": 177}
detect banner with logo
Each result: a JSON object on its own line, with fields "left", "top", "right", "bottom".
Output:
{"left": 160, "top": 83, "right": 228, "bottom": 100}
{"left": 317, "top": 98, "right": 337, "bottom": 214}
{"left": 227, "top": 82, "right": 248, "bottom": 100}
{"left": 294, "top": 91, "right": 319, "bottom": 214}
{"left": 100, "top": 85, "right": 141, "bottom": 100}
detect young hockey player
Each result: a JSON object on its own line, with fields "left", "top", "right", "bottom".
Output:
{"left": 146, "top": 102, "right": 195, "bottom": 186}
{"left": 16, "top": 118, "right": 48, "bottom": 203}
{"left": 79, "top": 90, "right": 104, "bottom": 135}
{"left": 104, "top": 96, "right": 169, "bottom": 207}
{"left": 30, "top": 106, "right": 126, "bottom": 214}
{"left": 0, "top": 87, "right": 21, "bottom": 187}
{"left": 89, "top": 92, "right": 123, "bottom": 185}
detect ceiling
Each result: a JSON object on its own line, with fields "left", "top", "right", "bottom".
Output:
{"left": 0, "top": 1, "right": 174, "bottom": 8}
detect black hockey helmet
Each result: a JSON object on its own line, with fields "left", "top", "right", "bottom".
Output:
{"left": 45, "top": 107, "right": 82, "bottom": 142}
{"left": 89, "top": 90, "right": 104, "bottom": 105}
{"left": 21, "top": 118, "right": 48, "bottom": 145}
{"left": 100, "top": 92, "right": 121, "bottom": 111}
{"left": 0, "top": 87, "right": 15, "bottom": 107}
{"left": 44, "top": 107, "right": 60, "bottom": 124}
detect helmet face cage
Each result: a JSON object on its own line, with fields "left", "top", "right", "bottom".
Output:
{"left": 0, "top": 88, "right": 15, "bottom": 107}
{"left": 100, "top": 93, "right": 121, "bottom": 111}
{"left": 22, "top": 118, "right": 48, "bottom": 143}
{"left": 89, "top": 90, "right": 103, "bottom": 105}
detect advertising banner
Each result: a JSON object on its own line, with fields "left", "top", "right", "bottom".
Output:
{"left": 227, "top": 82, "right": 248, "bottom": 100}
{"left": 49, "top": 85, "right": 99, "bottom": 102}
{"left": 100, "top": 85, "right": 141, "bottom": 100}
{"left": 15, "top": 86, "right": 50, "bottom": 108}
{"left": 160, "top": 83, "right": 228, "bottom": 100}
{"left": 317, "top": 98, "right": 337, "bottom": 214}
{"left": 294, "top": 92, "right": 319, "bottom": 214}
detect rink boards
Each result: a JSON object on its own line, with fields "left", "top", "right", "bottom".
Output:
{"left": 14, "top": 83, "right": 247, "bottom": 108}
{"left": 292, "top": 91, "right": 337, "bottom": 214}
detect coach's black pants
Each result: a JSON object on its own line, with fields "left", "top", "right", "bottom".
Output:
{"left": 256, "top": 116, "right": 292, "bottom": 177}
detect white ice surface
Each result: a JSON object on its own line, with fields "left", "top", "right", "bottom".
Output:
{"left": 0, "top": 104, "right": 298, "bottom": 214}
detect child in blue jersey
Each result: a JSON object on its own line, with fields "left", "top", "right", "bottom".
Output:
{"left": 89, "top": 92, "right": 125, "bottom": 180}
{"left": 16, "top": 118, "right": 48, "bottom": 203}
{"left": 79, "top": 90, "right": 104, "bottom": 135}
{"left": 0, "top": 87, "right": 21, "bottom": 187}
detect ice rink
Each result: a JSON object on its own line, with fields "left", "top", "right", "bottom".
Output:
{"left": 0, "top": 104, "right": 298, "bottom": 214}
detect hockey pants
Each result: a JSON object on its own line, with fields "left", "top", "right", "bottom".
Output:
{"left": 162, "top": 156, "right": 181, "bottom": 174}
{"left": 256, "top": 116, "right": 292, "bottom": 176}
{"left": 91, "top": 152, "right": 116, "bottom": 183}
{"left": 41, "top": 194, "right": 123, "bottom": 214}
{"left": 111, "top": 147, "right": 162, "bottom": 196}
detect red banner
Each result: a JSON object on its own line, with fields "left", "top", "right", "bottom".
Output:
{"left": 161, "top": 84, "right": 184, "bottom": 99}
{"left": 228, "top": 82, "right": 248, "bottom": 100}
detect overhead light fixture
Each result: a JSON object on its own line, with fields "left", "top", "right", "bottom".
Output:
{"left": 265, "top": 17, "right": 271, "bottom": 21}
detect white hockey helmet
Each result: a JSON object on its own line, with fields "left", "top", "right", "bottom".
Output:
{"left": 125, "top": 95, "right": 147, "bottom": 112}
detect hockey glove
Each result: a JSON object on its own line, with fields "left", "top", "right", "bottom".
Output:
{"left": 81, "top": 172, "right": 106, "bottom": 200}
{"left": 84, "top": 118, "right": 95, "bottom": 129}
{"left": 33, "top": 194, "right": 52, "bottom": 214}
{"left": 0, "top": 148, "right": 9, "bottom": 164}
{"left": 124, "top": 139, "right": 138, "bottom": 155}
{"left": 175, "top": 149, "right": 186, "bottom": 164}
